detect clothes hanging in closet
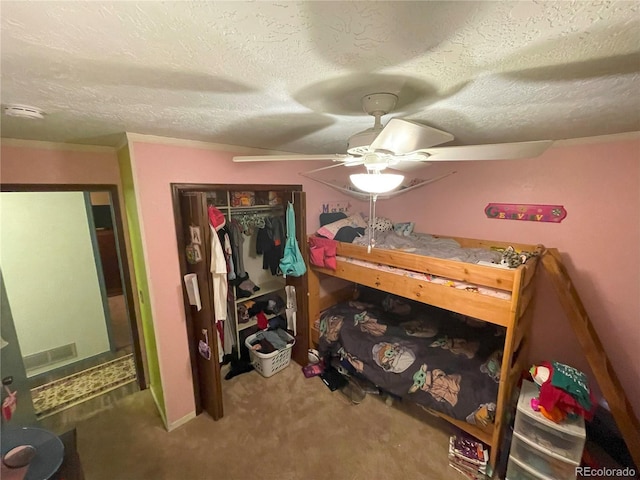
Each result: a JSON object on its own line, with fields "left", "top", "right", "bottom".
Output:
{"left": 256, "top": 215, "right": 285, "bottom": 275}
{"left": 209, "top": 205, "right": 235, "bottom": 362}
{"left": 209, "top": 223, "right": 228, "bottom": 323}
{"left": 218, "top": 225, "right": 237, "bottom": 357}
{"left": 228, "top": 218, "right": 246, "bottom": 279}
{"left": 209, "top": 223, "right": 227, "bottom": 363}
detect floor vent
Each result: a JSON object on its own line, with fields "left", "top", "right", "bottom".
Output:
{"left": 24, "top": 343, "right": 78, "bottom": 371}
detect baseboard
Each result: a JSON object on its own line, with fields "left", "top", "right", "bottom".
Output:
{"left": 149, "top": 385, "right": 196, "bottom": 432}
{"left": 166, "top": 410, "right": 197, "bottom": 432}
{"left": 149, "top": 385, "right": 168, "bottom": 430}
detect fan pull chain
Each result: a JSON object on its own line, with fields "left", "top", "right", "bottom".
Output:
{"left": 367, "top": 193, "right": 378, "bottom": 253}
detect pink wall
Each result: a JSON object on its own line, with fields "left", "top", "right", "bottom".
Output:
{"left": 5, "top": 137, "right": 638, "bottom": 426}
{"left": 131, "top": 137, "right": 639, "bottom": 425}
{"left": 128, "top": 140, "right": 355, "bottom": 425}
{"left": 1, "top": 144, "right": 120, "bottom": 185}
{"left": 374, "top": 138, "right": 640, "bottom": 418}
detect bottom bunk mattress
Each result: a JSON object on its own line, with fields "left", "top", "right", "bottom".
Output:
{"left": 317, "top": 288, "right": 506, "bottom": 425}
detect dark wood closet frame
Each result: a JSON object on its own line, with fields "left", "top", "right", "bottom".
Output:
{"left": 171, "top": 183, "right": 306, "bottom": 416}
{"left": 0, "top": 183, "right": 147, "bottom": 390}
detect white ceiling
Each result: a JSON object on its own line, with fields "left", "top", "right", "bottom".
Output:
{"left": 1, "top": 1, "right": 639, "bottom": 154}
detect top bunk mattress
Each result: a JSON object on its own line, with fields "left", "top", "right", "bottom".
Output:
{"left": 338, "top": 255, "right": 511, "bottom": 300}
{"left": 354, "top": 231, "right": 514, "bottom": 299}
{"left": 309, "top": 229, "right": 536, "bottom": 302}
{"left": 352, "top": 230, "right": 503, "bottom": 265}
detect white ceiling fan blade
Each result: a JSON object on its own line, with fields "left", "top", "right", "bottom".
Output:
{"left": 387, "top": 152, "right": 431, "bottom": 172}
{"left": 423, "top": 140, "right": 553, "bottom": 161}
{"left": 369, "top": 118, "right": 455, "bottom": 155}
{"left": 233, "top": 153, "right": 351, "bottom": 162}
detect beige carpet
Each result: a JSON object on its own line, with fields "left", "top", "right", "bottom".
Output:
{"left": 73, "top": 361, "right": 460, "bottom": 480}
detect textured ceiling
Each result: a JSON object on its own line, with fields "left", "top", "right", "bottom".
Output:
{"left": 1, "top": 1, "right": 639, "bottom": 153}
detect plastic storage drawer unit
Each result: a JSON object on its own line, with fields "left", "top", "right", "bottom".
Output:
{"left": 506, "top": 455, "right": 553, "bottom": 480}
{"left": 515, "top": 380, "right": 586, "bottom": 463}
{"left": 513, "top": 410, "right": 585, "bottom": 463}
{"left": 510, "top": 432, "right": 579, "bottom": 480}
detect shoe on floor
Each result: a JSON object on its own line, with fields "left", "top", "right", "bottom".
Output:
{"left": 340, "top": 377, "right": 366, "bottom": 405}
{"left": 350, "top": 375, "right": 380, "bottom": 395}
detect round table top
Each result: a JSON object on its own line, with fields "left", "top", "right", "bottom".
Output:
{"left": 1, "top": 427, "right": 64, "bottom": 480}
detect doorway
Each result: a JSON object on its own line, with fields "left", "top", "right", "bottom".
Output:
{"left": 0, "top": 184, "right": 145, "bottom": 424}
{"left": 171, "top": 183, "right": 308, "bottom": 421}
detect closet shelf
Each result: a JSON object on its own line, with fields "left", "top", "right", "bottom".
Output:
{"left": 238, "top": 313, "right": 278, "bottom": 332}
{"left": 234, "top": 279, "right": 285, "bottom": 305}
{"left": 239, "top": 317, "right": 258, "bottom": 331}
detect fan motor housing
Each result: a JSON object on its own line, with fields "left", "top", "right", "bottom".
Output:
{"left": 347, "top": 128, "right": 382, "bottom": 155}
{"left": 361, "top": 93, "right": 398, "bottom": 116}
{"left": 347, "top": 93, "right": 398, "bottom": 155}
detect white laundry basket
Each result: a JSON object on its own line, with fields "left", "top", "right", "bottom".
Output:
{"left": 245, "top": 331, "right": 295, "bottom": 378}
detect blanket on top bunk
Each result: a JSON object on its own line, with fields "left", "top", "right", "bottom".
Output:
{"left": 351, "top": 230, "right": 502, "bottom": 265}
{"left": 317, "top": 287, "right": 505, "bottom": 425}
{"left": 316, "top": 211, "right": 503, "bottom": 265}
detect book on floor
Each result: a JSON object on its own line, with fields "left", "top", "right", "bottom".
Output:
{"left": 448, "top": 435, "right": 489, "bottom": 480}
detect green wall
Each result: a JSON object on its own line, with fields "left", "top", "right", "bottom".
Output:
{"left": 117, "top": 145, "right": 165, "bottom": 418}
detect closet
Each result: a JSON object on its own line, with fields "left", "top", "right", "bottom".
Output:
{"left": 172, "top": 184, "right": 308, "bottom": 420}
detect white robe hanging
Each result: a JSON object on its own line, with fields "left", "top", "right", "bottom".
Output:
{"left": 210, "top": 225, "right": 228, "bottom": 363}
{"left": 209, "top": 225, "right": 228, "bottom": 322}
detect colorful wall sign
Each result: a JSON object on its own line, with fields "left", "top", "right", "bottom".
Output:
{"left": 485, "top": 203, "right": 567, "bottom": 223}
{"left": 321, "top": 201, "right": 350, "bottom": 214}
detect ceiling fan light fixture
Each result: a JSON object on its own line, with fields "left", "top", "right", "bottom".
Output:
{"left": 363, "top": 152, "right": 389, "bottom": 172}
{"left": 350, "top": 173, "right": 404, "bottom": 194}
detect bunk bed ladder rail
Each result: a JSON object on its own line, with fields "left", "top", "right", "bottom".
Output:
{"left": 489, "top": 248, "right": 542, "bottom": 471}
{"left": 542, "top": 249, "right": 640, "bottom": 469}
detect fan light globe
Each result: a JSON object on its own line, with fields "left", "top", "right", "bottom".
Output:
{"left": 350, "top": 173, "right": 404, "bottom": 194}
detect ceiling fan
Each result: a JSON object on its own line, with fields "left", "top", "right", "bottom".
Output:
{"left": 232, "top": 92, "right": 553, "bottom": 178}
{"left": 234, "top": 92, "right": 552, "bottom": 250}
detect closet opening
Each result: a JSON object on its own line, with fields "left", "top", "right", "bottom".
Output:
{"left": 171, "top": 184, "right": 308, "bottom": 419}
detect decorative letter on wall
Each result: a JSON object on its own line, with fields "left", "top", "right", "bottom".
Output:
{"left": 485, "top": 203, "right": 567, "bottom": 223}
{"left": 321, "top": 201, "right": 350, "bottom": 214}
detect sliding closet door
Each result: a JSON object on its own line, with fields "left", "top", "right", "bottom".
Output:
{"left": 178, "top": 192, "right": 223, "bottom": 420}
{"left": 288, "top": 191, "right": 309, "bottom": 366}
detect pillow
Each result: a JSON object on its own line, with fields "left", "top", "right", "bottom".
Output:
{"left": 319, "top": 212, "right": 347, "bottom": 227}
{"left": 356, "top": 286, "right": 424, "bottom": 316}
{"left": 317, "top": 213, "right": 367, "bottom": 239}
{"left": 354, "top": 285, "right": 390, "bottom": 305}
{"left": 369, "top": 216, "right": 393, "bottom": 232}
{"left": 393, "top": 222, "right": 414, "bottom": 236}
{"left": 334, "top": 226, "right": 365, "bottom": 243}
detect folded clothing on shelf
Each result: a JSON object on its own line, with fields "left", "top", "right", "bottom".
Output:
{"left": 235, "top": 275, "right": 260, "bottom": 298}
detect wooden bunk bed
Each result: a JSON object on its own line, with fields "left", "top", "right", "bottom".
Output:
{"left": 307, "top": 235, "right": 544, "bottom": 470}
